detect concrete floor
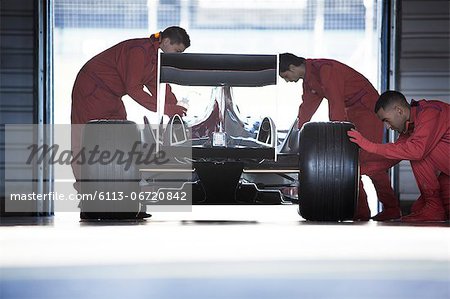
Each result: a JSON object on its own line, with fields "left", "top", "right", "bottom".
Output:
{"left": 1, "top": 206, "right": 449, "bottom": 299}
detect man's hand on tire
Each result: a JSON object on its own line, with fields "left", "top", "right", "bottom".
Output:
{"left": 347, "top": 129, "right": 377, "bottom": 153}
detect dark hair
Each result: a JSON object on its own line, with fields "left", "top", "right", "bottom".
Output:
{"left": 279, "top": 53, "right": 306, "bottom": 73}
{"left": 161, "top": 26, "right": 191, "bottom": 48}
{"left": 375, "top": 90, "right": 408, "bottom": 113}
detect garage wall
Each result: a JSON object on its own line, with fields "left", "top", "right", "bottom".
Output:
{"left": 396, "top": 0, "right": 450, "bottom": 201}
{"left": 0, "top": 1, "right": 36, "bottom": 123}
{"left": 0, "top": 0, "right": 52, "bottom": 215}
{"left": 1, "top": 0, "right": 448, "bottom": 213}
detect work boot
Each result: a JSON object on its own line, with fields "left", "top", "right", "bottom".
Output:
{"left": 401, "top": 197, "right": 446, "bottom": 222}
{"left": 444, "top": 205, "right": 450, "bottom": 221}
{"left": 409, "top": 195, "right": 425, "bottom": 214}
{"left": 354, "top": 183, "right": 371, "bottom": 221}
{"left": 366, "top": 171, "right": 401, "bottom": 221}
{"left": 438, "top": 174, "right": 450, "bottom": 220}
{"left": 442, "top": 199, "right": 450, "bottom": 221}
{"left": 372, "top": 208, "right": 402, "bottom": 221}
{"left": 354, "top": 210, "right": 371, "bottom": 221}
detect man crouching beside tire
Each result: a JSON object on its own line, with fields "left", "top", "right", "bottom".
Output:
{"left": 348, "top": 91, "right": 449, "bottom": 222}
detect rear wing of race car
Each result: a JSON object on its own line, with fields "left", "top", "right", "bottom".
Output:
{"left": 159, "top": 53, "right": 278, "bottom": 87}
{"left": 156, "top": 52, "right": 278, "bottom": 121}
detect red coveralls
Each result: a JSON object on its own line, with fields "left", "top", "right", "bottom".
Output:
{"left": 71, "top": 35, "right": 179, "bottom": 185}
{"left": 371, "top": 100, "right": 450, "bottom": 220}
{"left": 299, "top": 59, "right": 399, "bottom": 219}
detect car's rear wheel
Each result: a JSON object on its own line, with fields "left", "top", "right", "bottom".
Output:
{"left": 79, "top": 120, "right": 143, "bottom": 219}
{"left": 298, "top": 122, "right": 359, "bottom": 221}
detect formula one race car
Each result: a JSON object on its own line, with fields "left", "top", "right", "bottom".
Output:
{"left": 79, "top": 53, "right": 359, "bottom": 221}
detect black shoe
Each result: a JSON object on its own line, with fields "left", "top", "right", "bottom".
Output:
{"left": 136, "top": 212, "right": 152, "bottom": 219}
{"left": 80, "top": 211, "right": 151, "bottom": 220}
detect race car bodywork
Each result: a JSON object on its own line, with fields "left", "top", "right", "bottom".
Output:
{"left": 79, "top": 53, "right": 359, "bottom": 221}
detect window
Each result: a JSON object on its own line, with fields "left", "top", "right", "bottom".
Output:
{"left": 54, "top": 0, "right": 379, "bottom": 129}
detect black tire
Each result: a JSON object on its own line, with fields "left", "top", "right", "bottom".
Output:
{"left": 79, "top": 120, "right": 141, "bottom": 219}
{"left": 298, "top": 122, "right": 359, "bottom": 221}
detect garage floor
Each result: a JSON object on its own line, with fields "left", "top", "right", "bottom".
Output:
{"left": 1, "top": 206, "right": 449, "bottom": 299}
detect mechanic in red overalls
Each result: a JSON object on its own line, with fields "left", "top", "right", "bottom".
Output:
{"left": 71, "top": 26, "right": 190, "bottom": 190}
{"left": 279, "top": 53, "right": 400, "bottom": 221}
{"left": 348, "top": 91, "right": 449, "bottom": 222}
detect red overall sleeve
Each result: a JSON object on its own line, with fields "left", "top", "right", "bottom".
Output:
{"left": 373, "top": 108, "right": 446, "bottom": 160}
{"left": 125, "top": 47, "right": 178, "bottom": 113}
{"left": 165, "top": 85, "right": 178, "bottom": 105}
{"left": 298, "top": 90, "right": 324, "bottom": 128}
{"left": 144, "top": 81, "right": 178, "bottom": 107}
{"left": 320, "top": 65, "right": 348, "bottom": 121}
{"left": 124, "top": 47, "right": 157, "bottom": 111}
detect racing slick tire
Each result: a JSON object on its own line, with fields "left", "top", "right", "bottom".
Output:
{"left": 298, "top": 122, "right": 359, "bottom": 221}
{"left": 79, "top": 120, "right": 145, "bottom": 220}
